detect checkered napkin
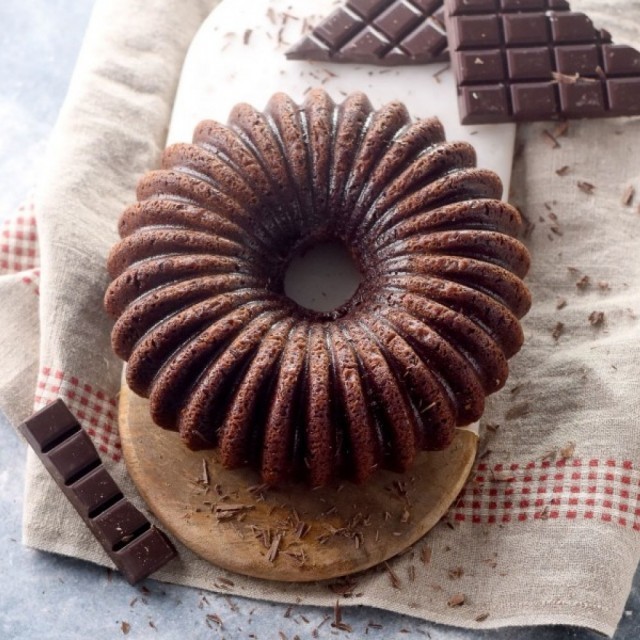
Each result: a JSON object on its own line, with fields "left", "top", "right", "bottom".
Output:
{"left": 1, "top": 0, "right": 639, "bottom": 636}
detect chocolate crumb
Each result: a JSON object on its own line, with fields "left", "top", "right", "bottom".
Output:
{"left": 421, "top": 546, "right": 432, "bottom": 565}
{"left": 505, "top": 402, "right": 531, "bottom": 420}
{"left": 588, "top": 311, "right": 605, "bottom": 328}
{"left": 577, "top": 181, "right": 595, "bottom": 195}
{"left": 448, "top": 566, "right": 464, "bottom": 580}
{"left": 556, "top": 298, "right": 567, "bottom": 310}
{"left": 560, "top": 442, "right": 576, "bottom": 459}
{"left": 447, "top": 593, "right": 466, "bottom": 607}
{"left": 148, "top": 621, "right": 157, "bottom": 631}
{"left": 486, "top": 423, "right": 500, "bottom": 433}
{"left": 475, "top": 613, "right": 490, "bottom": 622}
{"left": 622, "top": 185, "right": 635, "bottom": 207}
{"left": 551, "top": 322, "right": 565, "bottom": 342}
{"left": 243, "top": 29, "right": 253, "bottom": 45}
{"left": 555, "top": 165, "right": 570, "bottom": 176}
{"left": 553, "top": 121, "right": 570, "bottom": 137}
{"left": 576, "top": 275, "right": 591, "bottom": 290}
{"left": 120, "top": 622, "right": 130, "bottom": 635}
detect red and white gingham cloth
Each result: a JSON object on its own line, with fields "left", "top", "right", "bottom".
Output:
{"left": 1, "top": 202, "right": 120, "bottom": 461}
{"left": 1, "top": 0, "right": 639, "bottom": 637}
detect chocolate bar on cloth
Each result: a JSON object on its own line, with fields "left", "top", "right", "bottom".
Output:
{"left": 444, "top": 0, "right": 640, "bottom": 124}
{"left": 286, "top": 0, "right": 450, "bottom": 65}
{"left": 18, "top": 400, "right": 177, "bottom": 584}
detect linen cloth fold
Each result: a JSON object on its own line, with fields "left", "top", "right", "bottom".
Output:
{"left": 1, "top": 0, "right": 639, "bottom": 636}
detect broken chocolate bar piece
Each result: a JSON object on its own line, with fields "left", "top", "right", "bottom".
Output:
{"left": 444, "top": 0, "right": 640, "bottom": 124}
{"left": 19, "top": 399, "right": 177, "bottom": 585}
{"left": 286, "top": 0, "right": 450, "bottom": 65}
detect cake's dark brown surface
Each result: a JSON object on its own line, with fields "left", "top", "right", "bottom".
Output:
{"left": 105, "top": 89, "right": 531, "bottom": 487}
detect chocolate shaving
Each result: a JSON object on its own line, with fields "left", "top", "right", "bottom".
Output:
{"left": 576, "top": 275, "right": 591, "bottom": 290}
{"left": 447, "top": 593, "right": 466, "bottom": 607}
{"left": 433, "top": 64, "right": 450, "bottom": 84}
{"left": 331, "top": 600, "right": 352, "bottom": 632}
{"left": 243, "top": 29, "right": 253, "bottom": 45}
{"left": 267, "top": 533, "right": 283, "bottom": 563}
{"left": 215, "top": 504, "right": 255, "bottom": 521}
{"left": 448, "top": 566, "right": 464, "bottom": 580}
{"left": 201, "top": 459, "right": 209, "bottom": 486}
{"left": 556, "top": 298, "right": 567, "bottom": 310}
{"left": 552, "top": 71, "right": 597, "bottom": 85}
{"left": 384, "top": 561, "right": 402, "bottom": 589}
{"left": 577, "top": 181, "right": 596, "bottom": 195}
{"left": 622, "top": 185, "right": 635, "bottom": 206}
{"left": 505, "top": 402, "right": 530, "bottom": 421}
{"left": 588, "top": 311, "right": 605, "bottom": 328}
{"left": 555, "top": 165, "right": 570, "bottom": 177}
{"left": 551, "top": 322, "right": 565, "bottom": 342}
{"left": 120, "top": 622, "right": 131, "bottom": 635}
{"left": 542, "top": 130, "right": 560, "bottom": 149}
{"left": 328, "top": 577, "right": 358, "bottom": 597}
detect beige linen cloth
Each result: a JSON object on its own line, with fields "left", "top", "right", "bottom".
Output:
{"left": 1, "top": 0, "right": 640, "bottom": 635}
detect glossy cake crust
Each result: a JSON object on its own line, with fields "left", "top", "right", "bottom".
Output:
{"left": 105, "top": 89, "right": 531, "bottom": 487}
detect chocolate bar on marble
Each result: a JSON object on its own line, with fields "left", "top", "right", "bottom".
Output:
{"left": 286, "top": 0, "right": 450, "bottom": 65}
{"left": 444, "top": 0, "right": 640, "bottom": 124}
{"left": 18, "top": 399, "right": 177, "bottom": 585}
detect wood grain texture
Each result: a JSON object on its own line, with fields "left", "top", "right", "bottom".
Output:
{"left": 119, "top": 382, "right": 477, "bottom": 582}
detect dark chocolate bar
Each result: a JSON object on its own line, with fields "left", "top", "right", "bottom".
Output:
{"left": 19, "top": 400, "right": 177, "bottom": 585}
{"left": 444, "top": 0, "right": 640, "bottom": 124}
{"left": 286, "top": 0, "right": 450, "bottom": 65}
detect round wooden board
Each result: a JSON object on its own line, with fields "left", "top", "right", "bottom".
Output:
{"left": 119, "top": 382, "right": 477, "bottom": 583}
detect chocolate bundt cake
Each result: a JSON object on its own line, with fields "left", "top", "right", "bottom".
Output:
{"left": 105, "top": 88, "right": 531, "bottom": 487}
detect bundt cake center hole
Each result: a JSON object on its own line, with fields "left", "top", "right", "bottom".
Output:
{"left": 283, "top": 239, "right": 363, "bottom": 315}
